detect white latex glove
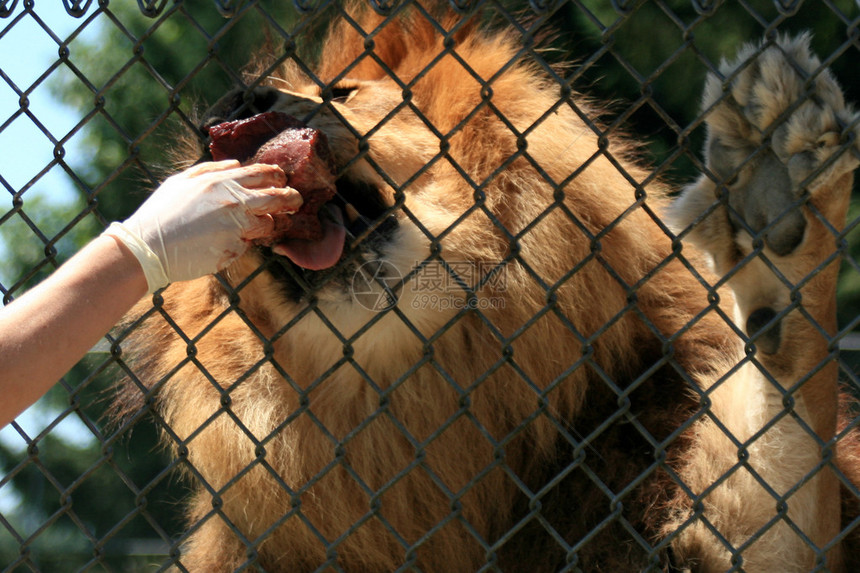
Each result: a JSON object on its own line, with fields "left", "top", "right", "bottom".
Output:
{"left": 104, "top": 160, "right": 303, "bottom": 293}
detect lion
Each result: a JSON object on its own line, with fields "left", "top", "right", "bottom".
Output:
{"left": 113, "top": 4, "right": 860, "bottom": 571}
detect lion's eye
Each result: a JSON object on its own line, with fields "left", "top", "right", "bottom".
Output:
{"left": 328, "top": 84, "right": 358, "bottom": 103}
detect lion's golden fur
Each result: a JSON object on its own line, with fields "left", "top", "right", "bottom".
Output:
{"left": 116, "top": 4, "right": 860, "bottom": 571}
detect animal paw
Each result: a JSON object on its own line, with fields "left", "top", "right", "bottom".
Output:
{"left": 673, "top": 33, "right": 859, "bottom": 270}
{"left": 671, "top": 33, "right": 860, "bottom": 354}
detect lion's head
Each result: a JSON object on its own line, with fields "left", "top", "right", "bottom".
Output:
{"left": 118, "top": 5, "right": 731, "bottom": 571}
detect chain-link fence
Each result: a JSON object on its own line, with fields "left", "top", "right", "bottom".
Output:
{"left": 3, "top": 0, "right": 860, "bottom": 571}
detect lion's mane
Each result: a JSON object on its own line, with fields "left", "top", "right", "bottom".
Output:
{"left": 116, "top": 5, "right": 771, "bottom": 571}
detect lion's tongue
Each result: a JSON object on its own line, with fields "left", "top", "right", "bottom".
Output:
{"left": 271, "top": 204, "right": 346, "bottom": 270}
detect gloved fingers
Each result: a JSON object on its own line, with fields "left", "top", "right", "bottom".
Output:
{"left": 172, "top": 162, "right": 287, "bottom": 194}
{"left": 180, "top": 159, "right": 242, "bottom": 178}
{"left": 222, "top": 163, "right": 287, "bottom": 190}
{"left": 240, "top": 213, "right": 277, "bottom": 242}
{"left": 235, "top": 188, "right": 304, "bottom": 242}
{"left": 116, "top": 161, "right": 309, "bottom": 288}
{"left": 242, "top": 187, "right": 304, "bottom": 216}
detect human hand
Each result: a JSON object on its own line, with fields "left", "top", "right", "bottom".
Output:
{"left": 105, "top": 160, "right": 303, "bottom": 293}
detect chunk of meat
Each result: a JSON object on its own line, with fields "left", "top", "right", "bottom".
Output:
{"left": 208, "top": 112, "right": 337, "bottom": 241}
{"left": 208, "top": 112, "right": 304, "bottom": 164}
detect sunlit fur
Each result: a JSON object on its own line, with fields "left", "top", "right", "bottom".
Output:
{"left": 115, "top": 6, "right": 860, "bottom": 571}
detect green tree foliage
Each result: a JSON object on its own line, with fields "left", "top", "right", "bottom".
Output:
{"left": 1, "top": 1, "right": 859, "bottom": 570}
{"left": 2, "top": 1, "right": 302, "bottom": 569}
{"left": 54, "top": 0, "right": 300, "bottom": 224}
{"left": 560, "top": 1, "right": 860, "bottom": 328}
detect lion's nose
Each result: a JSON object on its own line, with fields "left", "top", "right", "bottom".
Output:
{"left": 198, "top": 86, "right": 282, "bottom": 135}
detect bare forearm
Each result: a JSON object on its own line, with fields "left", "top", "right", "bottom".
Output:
{"left": 0, "top": 234, "right": 147, "bottom": 427}
{"left": 0, "top": 163, "right": 296, "bottom": 428}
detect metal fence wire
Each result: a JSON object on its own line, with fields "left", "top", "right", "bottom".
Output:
{"left": 3, "top": 0, "right": 860, "bottom": 571}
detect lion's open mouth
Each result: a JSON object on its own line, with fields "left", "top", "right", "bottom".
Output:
{"left": 206, "top": 111, "right": 392, "bottom": 272}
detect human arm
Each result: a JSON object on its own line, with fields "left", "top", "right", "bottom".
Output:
{"left": 0, "top": 160, "right": 302, "bottom": 427}
{"left": 0, "top": 235, "right": 147, "bottom": 426}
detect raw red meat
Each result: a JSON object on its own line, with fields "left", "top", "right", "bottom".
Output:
{"left": 208, "top": 112, "right": 337, "bottom": 242}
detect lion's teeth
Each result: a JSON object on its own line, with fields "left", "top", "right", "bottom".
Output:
{"left": 345, "top": 203, "right": 360, "bottom": 223}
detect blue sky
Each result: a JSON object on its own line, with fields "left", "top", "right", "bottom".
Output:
{"left": 0, "top": 2, "right": 103, "bottom": 501}
{"left": 0, "top": 1, "right": 100, "bottom": 208}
